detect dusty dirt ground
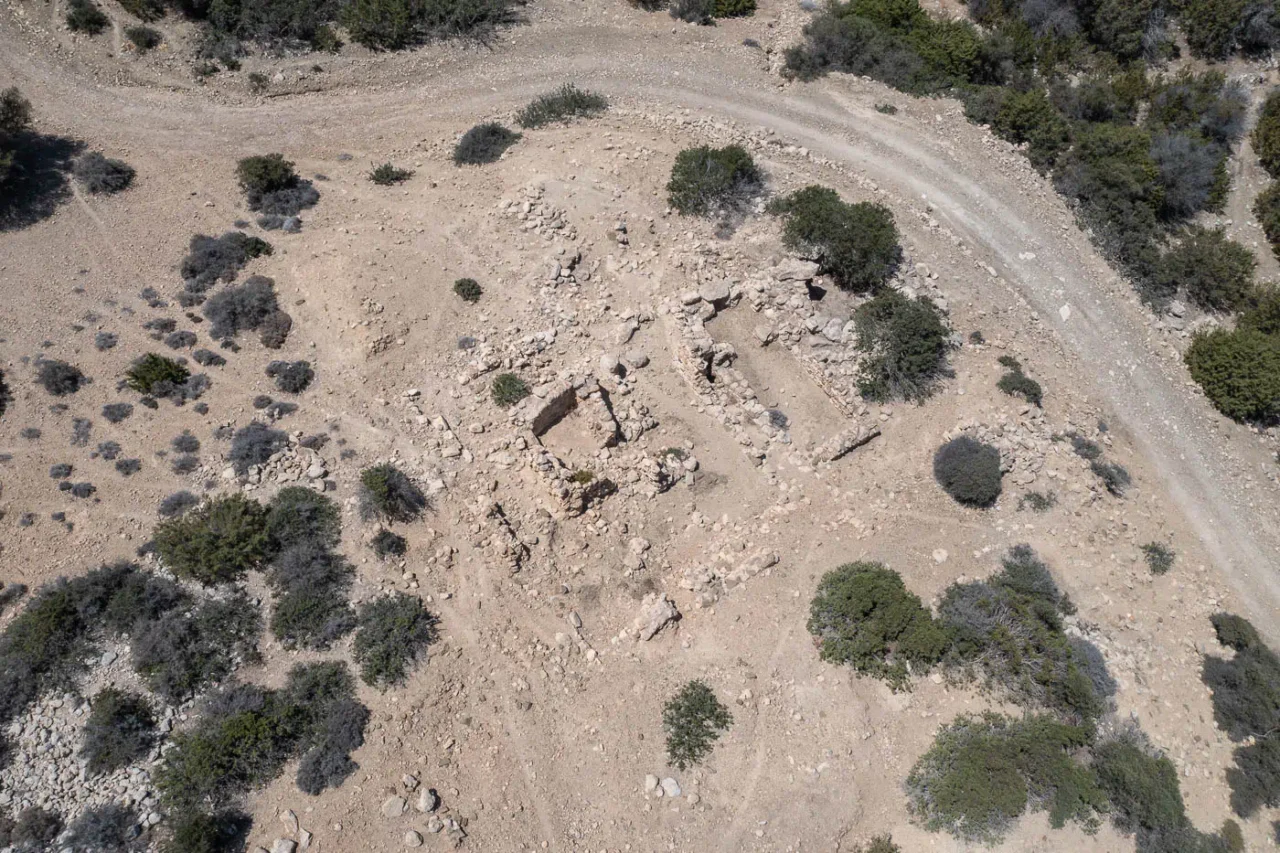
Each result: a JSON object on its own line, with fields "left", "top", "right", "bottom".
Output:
{"left": 2, "top": 0, "right": 1280, "bottom": 851}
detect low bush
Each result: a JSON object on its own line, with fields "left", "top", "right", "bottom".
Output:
{"left": 258, "top": 309, "right": 292, "bottom": 348}
{"left": 1091, "top": 459, "right": 1132, "bottom": 496}
{"left": 369, "top": 163, "right": 413, "bottom": 185}
{"left": 769, "top": 185, "right": 901, "bottom": 293}
{"left": 266, "top": 359, "right": 313, "bottom": 393}
{"left": 714, "top": 0, "right": 754, "bottom": 16}
{"left": 340, "top": 0, "right": 521, "bottom": 49}
{"left": 237, "top": 153, "right": 295, "bottom": 202}
{"left": 165, "top": 330, "right": 197, "bottom": 349}
{"left": 125, "top": 353, "right": 189, "bottom": 394}
{"left": 0, "top": 87, "right": 31, "bottom": 187}
{"left": 116, "top": 457, "right": 142, "bottom": 476}
{"left": 1150, "top": 133, "right": 1222, "bottom": 220}
{"left": 159, "top": 490, "right": 199, "bottom": 518}
{"left": 266, "top": 487, "right": 340, "bottom": 551}
{"left": 65, "top": 804, "right": 144, "bottom": 852}
{"left": 228, "top": 421, "right": 288, "bottom": 473}
{"left": 163, "top": 811, "right": 252, "bottom": 853}
{"left": 267, "top": 542, "right": 355, "bottom": 649}
{"left": 102, "top": 402, "right": 134, "bottom": 423}
{"left": 850, "top": 291, "right": 950, "bottom": 402}
{"left": 516, "top": 84, "right": 608, "bottom": 128}
{"left": 666, "top": 144, "right": 762, "bottom": 218}
{"left": 807, "top": 561, "right": 948, "bottom": 687}
{"left": 130, "top": 592, "right": 261, "bottom": 702}
{"left": 158, "top": 661, "right": 367, "bottom": 813}
{"left": 1181, "top": 0, "right": 1262, "bottom": 59}
{"left": 352, "top": 592, "right": 437, "bottom": 687}
{"left": 358, "top": 463, "right": 426, "bottom": 522}
{"left": 372, "top": 528, "right": 407, "bottom": 558}
{"left": 1254, "top": 182, "right": 1280, "bottom": 261}
{"left": 992, "top": 89, "right": 1070, "bottom": 171}
{"left": 996, "top": 358, "right": 1043, "bottom": 406}
{"left": 1154, "top": 226, "right": 1255, "bottom": 314}
{"left": 454, "top": 123, "right": 521, "bottom": 165}
{"left": 663, "top": 680, "right": 732, "bottom": 769}
{"left": 491, "top": 372, "right": 530, "bottom": 408}
{"left": 81, "top": 688, "right": 156, "bottom": 774}
{"left": 454, "top": 277, "right": 482, "bottom": 302}
{"left": 193, "top": 348, "right": 227, "bottom": 367}
{"left": 10, "top": 807, "right": 63, "bottom": 849}
{"left": 1069, "top": 432, "right": 1103, "bottom": 460}
{"left": 67, "top": 0, "right": 109, "bottom": 33}
{"left": 203, "top": 274, "right": 280, "bottom": 339}
{"left": 75, "top": 152, "right": 135, "bottom": 194}
{"left": 933, "top": 436, "right": 1001, "bottom": 508}
{"left": 125, "top": 24, "right": 163, "bottom": 52}
{"left": 1256, "top": 90, "right": 1280, "bottom": 180}
{"left": 905, "top": 712, "right": 1103, "bottom": 844}
{"left": 181, "top": 232, "right": 272, "bottom": 292}
{"left": 1094, "top": 731, "right": 1187, "bottom": 835}
{"left": 670, "top": 0, "right": 713, "bottom": 22}
{"left": 152, "top": 493, "right": 269, "bottom": 584}
{"left": 37, "top": 359, "right": 85, "bottom": 396}
{"left": 1141, "top": 542, "right": 1175, "bottom": 575}
{"left": 1019, "top": 490, "right": 1057, "bottom": 511}
{"left": 939, "top": 545, "right": 1102, "bottom": 721}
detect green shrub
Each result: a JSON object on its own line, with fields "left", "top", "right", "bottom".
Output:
{"left": 454, "top": 122, "right": 521, "bottom": 165}
{"left": 236, "top": 153, "right": 296, "bottom": 198}
{"left": 163, "top": 811, "right": 252, "bottom": 853}
{"left": 807, "top": 561, "right": 948, "bottom": 687}
{"left": 905, "top": 712, "right": 1102, "bottom": 843}
{"left": 124, "top": 353, "right": 190, "bottom": 394}
{"left": 352, "top": 593, "right": 437, "bottom": 687}
{"left": 1185, "top": 328, "right": 1280, "bottom": 422}
{"left": 669, "top": 0, "right": 713, "bottom": 23}
{"left": 67, "top": 0, "right": 109, "bottom": 34}
{"left": 1227, "top": 737, "right": 1280, "bottom": 817}
{"left": 369, "top": 162, "right": 413, "bottom": 185}
{"left": 265, "top": 487, "right": 340, "bottom": 551}
{"left": 37, "top": 359, "right": 85, "bottom": 396}
{"left": 1202, "top": 613, "right": 1280, "bottom": 743}
{"left": 341, "top": 0, "right": 520, "bottom": 49}
{"left": 769, "top": 185, "right": 901, "bottom": 293}
{"left": 1181, "top": 0, "right": 1250, "bottom": 59}
{"left": 992, "top": 89, "right": 1070, "bottom": 171}
{"left": 1154, "top": 226, "right": 1255, "bottom": 314}
{"left": 81, "top": 688, "right": 156, "bottom": 774}
{"left": 663, "top": 680, "right": 732, "bottom": 770}
{"left": 75, "top": 151, "right": 135, "bottom": 193}
{"left": 371, "top": 528, "right": 407, "bottom": 558}
{"left": 130, "top": 593, "right": 261, "bottom": 702}
{"left": 340, "top": 0, "right": 415, "bottom": 48}
{"left": 0, "top": 87, "right": 31, "bottom": 187}
{"left": 267, "top": 543, "right": 355, "bottom": 650}
{"left": 859, "top": 836, "right": 901, "bottom": 853}
{"left": 666, "top": 144, "right": 762, "bottom": 217}
{"left": 1240, "top": 288, "right": 1280, "bottom": 336}
{"left": 713, "top": 0, "right": 754, "bottom": 15}
{"left": 454, "top": 277, "right": 482, "bottom": 302}
{"left": 516, "top": 83, "right": 608, "bottom": 129}
{"left": 851, "top": 291, "right": 950, "bottom": 402}
{"left": 939, "top": 545, "right": 1104, "bottom": 721}
{"left": 1254, "top": 181, "right": 1280, "bottom": 261}
{"left": 1090, "top": 459, "right": 1132, "bottom": 496}
{"left": 152, "top": 494, "right": 270, "bottom": 584}
{"left": 158, "top": 662, "right": 366, "bottom": 812}
{"left": 933, "top": 436, "right": 1001, "bottom": 508}
{"left": 996, "top": 356, "right": 1043, "bottom": 405}
{"left": 491, "top": 372, "right": 530, "bottom": 408}
{"left": 358, "top": 463, "right": 427, "bottom": 522}
{"left": 1053, "top": 123, "right": 1162, "bottom": 278}
{"left": 1255, "top": 90, "right": 1280, "bottom": 180}
{"left": 119, "top": 0, "right": 164, "bottom": 20}
{"left": 1093, "top": 732, "right": 1187, "bottom": 834}
{"left": 1019, "top": 490, "right": 1057, "bottom": 511}
{"left": 1141, "top": 542, "right": 1175, "bottom": 575}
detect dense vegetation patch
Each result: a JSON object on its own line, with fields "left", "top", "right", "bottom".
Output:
{"left": 666, "top": 144, "right": 762, "bottom": 218}
{"left": 152, "top": 494, "right": 270, "bottom": 584}
{"left": 1185, "top": 327, "right": 1280, "bottom": 423}
{"left": 125, "top": 353, "right": 190, "bottom": 395}
{"left": 663, "top": 680, "right": 732, "bottom": 769}
{"left": 933, "top": 435, "right": 1002, "bottom": 508}
{"left": 358, "top": 463, "right": 427, "bottom": 522}
{"left": 516, "top": 84, "right": 608, "bottom": 129}
{"left": 768, "top": 185, "right": 901, "bottom": 293}
{"left": 454, "top": 122, "right": 521, "bottom": 165}
{"left": 808, "top": 561, "right": 948, "bottom": 687}
{"left": 852, "top": 291, "right": 951, "bottom": 402}
{"left": 352, "top": 592, "right": 437, "bottom": 687}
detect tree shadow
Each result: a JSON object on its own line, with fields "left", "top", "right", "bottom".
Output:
{"left": 0, "top": 132, "right": 84, "bottom": 233}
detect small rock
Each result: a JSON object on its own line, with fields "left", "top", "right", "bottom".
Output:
{"left": 416, "top": 788, "right": 440, "bottom": 813}
{"left": 382, "top": 796, "right": 407, "bottom": 818}
{"left": 403, "top": 830, "right": 423, "bottom": 848}
{"left": 644, "top": 774, "right": 659, "bottom": 794}
{"left": 660, "top": 777, "right": 681, "bottom": 798}
{"left": 271, "top": 840, "right": 298, "bottom": 853}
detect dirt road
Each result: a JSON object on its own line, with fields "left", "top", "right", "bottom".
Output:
{"left": 2, "top": 8, "right": 1277, "bottom": 644}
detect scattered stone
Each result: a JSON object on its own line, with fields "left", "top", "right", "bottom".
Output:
{"left": 382, "top": 795, "right": 408, "bottom": 818}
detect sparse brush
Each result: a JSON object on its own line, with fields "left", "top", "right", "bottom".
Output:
{"left": 369, "top": 163, "right": 413, "bottom": 185}
{"left": 359, "top": 464, "right": 427, "bottom": 523}
{"left": 491, "top": 373, "right": 530, "bottom": 408}
{"left": 453, "top": 278, "right": 482, "bottom": 303}
{"left": 1141, "top": 542, "right": 1175, "bottom": 575}
{"left": 516, "top": 84, "right": 609, "bottom": 129}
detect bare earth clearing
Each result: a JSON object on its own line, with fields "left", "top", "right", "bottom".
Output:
{"left": 2, "top": 0, "right": 1279, "bottom": 850}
